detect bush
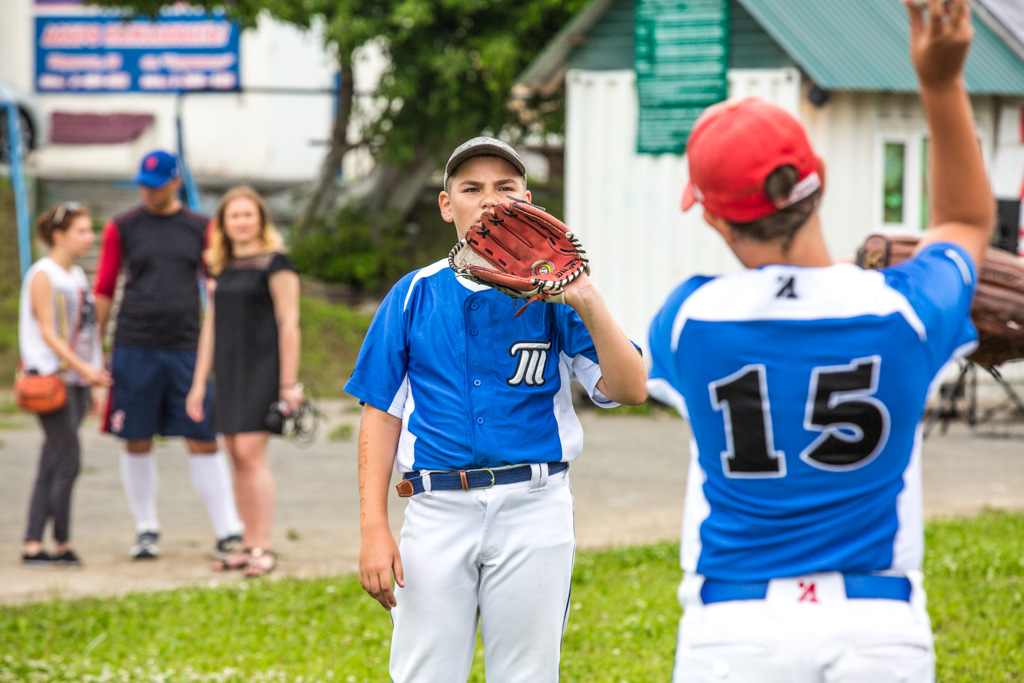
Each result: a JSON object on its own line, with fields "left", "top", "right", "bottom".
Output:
{"left": 0, "top": 179, "right": 22, "bottom": 372}
{"left": 289, "top": 180, "right": 566, "bottom": 295}
{"left": 290, "top": 207, "right": 430, "bottom": 294}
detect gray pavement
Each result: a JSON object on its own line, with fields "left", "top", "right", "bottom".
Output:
{"left": 1, "top": 398, "right": 1023, "bottom": 605}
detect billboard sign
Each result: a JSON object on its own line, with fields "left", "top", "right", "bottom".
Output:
{"left": 34, "top": 2, "right": 240, "bottom": 93}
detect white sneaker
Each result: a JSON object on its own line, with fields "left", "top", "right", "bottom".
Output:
{"left": 130, "top": 531, "right": 159, "bottom": 560}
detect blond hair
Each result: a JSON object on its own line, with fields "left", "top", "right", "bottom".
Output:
{"left": 206, "top": 186, "right": 284, "bottom": 275}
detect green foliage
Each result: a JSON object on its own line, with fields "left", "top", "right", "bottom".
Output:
{"left": 367, "top": 0, "right": 586, "bottom": 164}
{"left": 2, "top": 511, "right": 1023, "bottom": 681}
{"left": 290, "top": 207, "right": 421, "bottom": 292}
{"left": 298, "top": 295, "right": 372, "bottom": 398}
{"left": 90, "top": 0, "right": 586, "bottom": 164}
{"left": 293, "top": 179, "right": 566, "bottom": 293}
{"left": 0, "top": 179, "right": 22, "bottom": 376}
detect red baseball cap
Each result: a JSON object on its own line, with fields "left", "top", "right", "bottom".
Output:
{"left": 680, "top": 97, "right": 821, "bottom": 223}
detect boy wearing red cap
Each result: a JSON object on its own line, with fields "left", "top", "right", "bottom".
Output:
{"left": 648, "top": 1, "right": 992, "bottom": 681}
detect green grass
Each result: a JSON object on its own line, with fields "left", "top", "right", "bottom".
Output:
{"left": 926, "top": 510, "right": 1024, "bottom": 682}
{"left": 299, "top": 296, "right": 372, "bottom": 399}
{"left": 0, "top": 179, "right": 22, "bottom": 376}
{"left": 2, "top": 510, "right": 1023, "bottom": 681}
{"left": 327, "top": 422, "right": 354, "bottom": 441}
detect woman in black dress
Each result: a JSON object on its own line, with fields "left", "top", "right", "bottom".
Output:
{"left": 186, "top": 186, "right": 302, "bottom": 577}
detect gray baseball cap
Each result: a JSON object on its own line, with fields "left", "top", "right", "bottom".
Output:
{"left": 443, "top": 136, "right": 526, "bottom": 188}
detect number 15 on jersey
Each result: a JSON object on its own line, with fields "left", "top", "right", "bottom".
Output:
{"left": 709, "top": 356, "right": 891, "bottom": 478}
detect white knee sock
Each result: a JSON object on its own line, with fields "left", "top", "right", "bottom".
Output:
{"left": 120, "top": 451, "right": 159, "bottom": 534}
{"left": 188, "top": 452, "right": 243, "bottom": 540}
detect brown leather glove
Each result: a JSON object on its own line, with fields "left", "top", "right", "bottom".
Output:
{"left": 448, "top": 198, "right": 590, "bottom": 317}
{"left": 856, "top": 234, "right": 1024, "bottom": 368}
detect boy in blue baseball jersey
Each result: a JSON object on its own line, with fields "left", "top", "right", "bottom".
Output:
{"left": 346, "top": 136, "right": 647, "bottom": 682}
{"left": 648, "top": 2, "right": 993, "bottom": 681}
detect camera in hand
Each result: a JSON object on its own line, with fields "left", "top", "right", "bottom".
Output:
{"left": 265, "top": 401, "right": 292, "bottom": 435}
{"left": 265, "top": 399, "right": 321, "bottom": 443}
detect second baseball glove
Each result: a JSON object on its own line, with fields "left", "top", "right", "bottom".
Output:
{"left": 856, "top": 234, "right": 1024, "bottom": 368}
{"left": 449, "top": 198, "right": 590, "bottom": 316}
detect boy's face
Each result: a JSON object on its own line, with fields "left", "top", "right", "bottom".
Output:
{"left": 439, "top": 156, "right": 530, "bottom": 240}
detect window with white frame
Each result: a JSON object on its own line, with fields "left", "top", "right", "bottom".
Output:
{"left": 876, "top": 126, "right": 988, "bottom": 234}
{"left": 876, "top": 130, "right": 929, "bottom": 233}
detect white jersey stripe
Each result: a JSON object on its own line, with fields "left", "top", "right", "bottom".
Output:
{"left": 670, "top": 264, "right": 928, "bottom": 352}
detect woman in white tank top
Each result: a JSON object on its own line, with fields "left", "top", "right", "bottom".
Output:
{"left": 19, "top": 202, "right": 112, "bottom": 567}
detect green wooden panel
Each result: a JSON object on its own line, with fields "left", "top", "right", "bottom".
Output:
{"left": 729, "top": 0, "right": 793, "bottom": 69}
{"left": 737, "top": 0, "right": 1024, "bottom": 94}
{"left": 635, "top": 0, "right": 729, "bottom": 155}
{"left": 569, "top": 0, "right": 635, "bottom": 71}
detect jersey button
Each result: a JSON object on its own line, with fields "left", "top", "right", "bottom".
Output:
{"left": 471, "top": 303, "right": 479, "bottom": 311}
{"left": 480, "top": 458, "right": 489, "bottom": 465}
{"left": 476, "top": 417, "right": 484, "bottom": 425}
{"left": 470, "top": 328, "right": 479, "bottom": 336}
{"left": 473, "top": 379, "right": 482, "bottom": 387}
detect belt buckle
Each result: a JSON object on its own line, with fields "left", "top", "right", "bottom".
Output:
{"left": 462, "top": 468, "right": 496, "bottom": 490}
{"left": 395, "top": 480, "right": 415, "bottom": 497}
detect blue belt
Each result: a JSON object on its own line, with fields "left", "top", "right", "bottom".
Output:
{"left": 700, "top": 575, "right": 912, "bottom": 604}
{"left": 396, "top": 462, "right": 568, "bottom": 497}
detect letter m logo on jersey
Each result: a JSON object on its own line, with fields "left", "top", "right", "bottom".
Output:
{"left": 507, "top": 341, "right": 552, "bottom": 386}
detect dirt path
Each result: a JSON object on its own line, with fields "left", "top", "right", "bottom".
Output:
{"left": 2, "top": 401, "right": 1022, "bottom": 605}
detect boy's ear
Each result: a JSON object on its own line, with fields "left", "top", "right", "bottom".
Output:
{"left": 438, "top": 191, "right": 454, "bottom": 223}
{"left": 703, "top": 210, "right": 734, "bottom": 246}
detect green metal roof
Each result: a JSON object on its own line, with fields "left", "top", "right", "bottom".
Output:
{"left": 736, "top": 0, "right": 1024, "bottom": 95}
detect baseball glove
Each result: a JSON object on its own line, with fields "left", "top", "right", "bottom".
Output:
{"left": 448, "top": 198, "right": 590, "bottom": 316}
{"left": 856, "top": 234, "right": 1024, "bottom": 368}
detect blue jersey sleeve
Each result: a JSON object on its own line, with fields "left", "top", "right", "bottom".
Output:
{"left": 882, "top": 242, "right": 978, "bottom": 373}
{"left": 647, "top": 276, "right": 714, "bottom": 415}
{"left": 343, "top": 273, "right": 414, "bottom": 415}
{"left": 555, "top": 304, "right": 641, "bottom": 406}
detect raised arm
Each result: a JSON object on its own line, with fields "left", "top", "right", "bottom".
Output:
{"left": 358, "top": 403, "right": 405, "bottom": 610}
{"left": 563, "top": 273, "right": 648, "bottom": 405}
{"left": 909, "top": 0, "right": 995, "bottom": 267}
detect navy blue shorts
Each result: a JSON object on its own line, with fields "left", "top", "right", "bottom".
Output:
{"left": 105, "top": 345, "right": 216, "bottom": 442}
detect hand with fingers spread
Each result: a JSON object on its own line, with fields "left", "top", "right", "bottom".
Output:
{"left": 906, "top": 0, "right": 973, "bottom": 89}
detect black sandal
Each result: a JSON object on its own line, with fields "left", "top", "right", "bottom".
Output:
{"left": 243, "top": 548, "right": 277, "bottom": 578}
{"left": 212, "top": 549, "right": 250, "bottom": 571}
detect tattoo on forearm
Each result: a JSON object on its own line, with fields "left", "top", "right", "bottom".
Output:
{"left": 358, "top": 431, "right": 370, "bottom": 524}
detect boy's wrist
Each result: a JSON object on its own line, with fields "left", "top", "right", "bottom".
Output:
{"left": 360, "top": 516, "right": 391, "bottom": 532}
{"left": 917, "top": 74, "right": 965, "bottom": 94}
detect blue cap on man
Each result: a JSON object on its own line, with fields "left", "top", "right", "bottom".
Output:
{"left": 133, "top": 150, "right": 180, "bottom": 188}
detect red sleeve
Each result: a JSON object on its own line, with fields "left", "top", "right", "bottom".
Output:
{"left": 94, "top": 220, "right": 122, "bottom": 298}
{"left": 201, "top": 219, "right": 215, "bottom": 276}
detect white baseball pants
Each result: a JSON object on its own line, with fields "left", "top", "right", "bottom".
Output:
{"left": 389, "top": 464, "right": 575, "bottom": 683}
{"left": 672, "top": 573, "right": 935, "bottom": 683}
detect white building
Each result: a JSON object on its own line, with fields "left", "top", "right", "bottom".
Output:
{"left": 517, "top": 0, "right": 1024, "bottom": 353}
{"left": 0, "top": 0, "right": 385, "bottom": 189}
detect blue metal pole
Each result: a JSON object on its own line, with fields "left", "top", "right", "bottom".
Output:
{"left": 4, "top": 101, "right": 31, "bottom": 279}
{"left": 175, "top": 91, "right": 207, "bottom": 309}
{"left": 175, "top": 91, "right": 201, "bottom": 212}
